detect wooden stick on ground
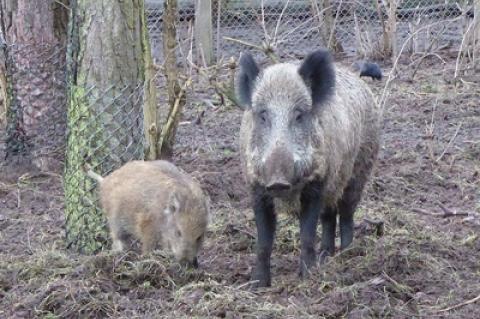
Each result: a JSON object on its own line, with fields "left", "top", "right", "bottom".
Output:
{"left": 436, "top": 294, "right": 480, "bottom": 312}
{"left": 411, "top": 204, "right": 469, "bottom": 218}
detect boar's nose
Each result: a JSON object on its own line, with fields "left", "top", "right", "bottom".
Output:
{"left": 179, "top": 256, "right": 198, "bottom": 269}
{"left": 264, "top": 144, "right": 295, "bottom": 192}
{"left": 192, "top": 257, "right": 199, "bottom": 269}
{"left": 266, "top": 179, "right": 292, "bottom": 192}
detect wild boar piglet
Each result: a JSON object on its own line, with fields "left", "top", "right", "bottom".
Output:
{"left": 86, "top": 160, "right": 209, "bottom": 267}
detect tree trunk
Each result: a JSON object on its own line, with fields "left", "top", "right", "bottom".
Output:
{"left": 0, "top": 32, "right": 8, "bottom": 129}
{"left": 385, "top": 0, "right": 397, "bottom": 61}
{"left": 474, "top": 0, "right": 479, "bottom": 70}
{"left": 319, "top": 0, "right": 343, "bottom": 52}
{"left": 64, "top": 0, "right": 156, "bottom": 253}
{"left": 0, "top": 0, "right": 69, "bottom": 170}
{"left": 156, "top": 0, "right": 186, "bottom": 159}
{"left": 194, "top": 0, "right": 214, "bottom": 65}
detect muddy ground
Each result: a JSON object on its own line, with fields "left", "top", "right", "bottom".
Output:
{"left": 0, "top": 55, "right": 479, "bottom": 318}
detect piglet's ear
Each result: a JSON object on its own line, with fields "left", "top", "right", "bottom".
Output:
{"left": 235, "top": 52, "right": 260, "bottom": 109}
{"left": 298, "top": 49, "right": 336, "bottom": 107}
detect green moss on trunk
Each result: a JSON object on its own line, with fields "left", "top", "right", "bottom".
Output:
{"left": 64, "top": 0, "right": 154, "bottom": 253}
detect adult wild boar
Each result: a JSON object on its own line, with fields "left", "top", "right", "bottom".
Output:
{"left": 85, "top": 160, "right": 209, "bottom": 268}
{"left": 236, "top": 49, "right": 381, "bottom": 287}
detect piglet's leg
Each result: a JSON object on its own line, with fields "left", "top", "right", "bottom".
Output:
{"left": 109, "top": 219, "right": 126, "bottom": 252}
{"left": 137, "top": 215, "right": 156, "bottom": 255}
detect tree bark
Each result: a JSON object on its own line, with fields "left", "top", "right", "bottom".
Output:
{"left": 318, "top": 0, "right": 343, "bottom": 52}
{"left": 157, "top": 0, "right": 185, "bottom": 159}
{"left": 194, "top": 0, "right": 214, "bottom": 65}
{"left": 0, "top": 0, "right": 69, "bottom": 169}
{"left": 385, "top": 0, "right": 397, "bottom": 61}
{"left": 473, "top": 0, "right": 479, "bottom": 70}
{"left": 64, "top": 0, "right": 156, "bottom": 253}
{"left": 0, "top": 32, "right": 8, "bottom": 129}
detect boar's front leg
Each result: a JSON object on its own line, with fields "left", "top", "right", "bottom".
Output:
{"left": 251, "top": 187, "right": 276, "bottom": 287}
{"left": 299, "top": 181, "right": 324, "bottom": 278}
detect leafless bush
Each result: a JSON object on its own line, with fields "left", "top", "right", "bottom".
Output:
{"left": 354, "top": 13, "right": 384, "bottom": 60}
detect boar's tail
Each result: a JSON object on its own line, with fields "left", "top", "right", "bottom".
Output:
{"left": 83, "top": 164, "right": 104, "bottom": 183}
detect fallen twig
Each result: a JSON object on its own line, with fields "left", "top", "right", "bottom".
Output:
{"left": 411, "top": 205, "right": 469, "bottom": 218}
{"left": 436, "top": 294, "right": 480, "bottom": 312}
{"left": 437, "top": 202, "right": 469, "bottom": 217}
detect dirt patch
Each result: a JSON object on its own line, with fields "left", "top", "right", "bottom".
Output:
{"left": 1, "top": 55, "right": 479, "bottom": 318}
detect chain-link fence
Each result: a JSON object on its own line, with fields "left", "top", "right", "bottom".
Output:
{"left": 3, "top": 42, "right": 67, "bottom": 171}
{"left": 64, "top": 82, "right": 145, "bottom": 253}
{"left": 145, "top": 0, "right": 474, "bottom": 62}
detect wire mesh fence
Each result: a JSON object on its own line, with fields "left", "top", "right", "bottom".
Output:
{"left": 3, "top": 43, "right": 67, "bottom": 171}
{"left": 64, "top": 82, "right": 145, "bottom": 253}
{"left": 145, "top": 0, "right": 474, "bottom": 62}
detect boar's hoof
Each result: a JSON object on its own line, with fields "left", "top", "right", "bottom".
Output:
{"left": 318, "top": 250, "right": 332, "bottom": 264}
{"left": 299, "top": 265, "right": 312, "bottom": 279}
{"left": 251, "top": 268, "right": 271, "bottom": 287}
{"left": 299, "top": 257, "right": 316, "bottom": 279}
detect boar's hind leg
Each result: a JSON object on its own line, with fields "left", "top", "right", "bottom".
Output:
{"left": 299, "top": 181, "right": 324, "bottom": 277}
{"left": 251, "top": 189, "right": 275, "bottom": 287}
{"left": 319, "top": 206, "right": 336, "bottom": 263}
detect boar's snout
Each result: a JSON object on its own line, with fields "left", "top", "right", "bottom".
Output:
{"left": 263, "top": 145, "right": 295, "bottom": 195}
{"left": 179, "top": 256, "right": 199, "bottom": 269}
{"left": 266, "top": 179, "right": 291, "bottom": 192}
{"left": 192, "top": 257, "right": 199, "bottom": 269}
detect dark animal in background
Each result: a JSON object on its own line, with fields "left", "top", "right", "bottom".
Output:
{"left": 236, "top": 49, "right": 382, "bottom": 287}
{"left": 353, "top": 61, "right": 383, "bottom": 80}
{"left": 85, "top": 160, "right": 209, "bottom": 268}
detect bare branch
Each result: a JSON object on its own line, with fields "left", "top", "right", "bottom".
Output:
{"left": 436, "top": 122, "right": 463, "bottom": 163}
{"left": 378, "top": 15, "right": 464, "bottom": 110}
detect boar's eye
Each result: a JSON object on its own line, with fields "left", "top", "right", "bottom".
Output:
{"left": 295, "top": 110, "right": 304, "bottom": 123}
{"left": 196, "top": 235, "right": 203, "bottom": 244}
{"left": 258, "top": 110, "right": 268, "bottom": 124}
{"left": 176, "top": 230, "right": 182, "bottom": 237}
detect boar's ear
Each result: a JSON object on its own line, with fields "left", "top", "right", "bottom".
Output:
{"left": 298, "top": 49, "right": 336, "bottom": 108}
{"left": 165, "top": 193, "right": 181, "bottom": 215}
{"left": 236, "top": 52, "right": 260, "bottom": 109}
